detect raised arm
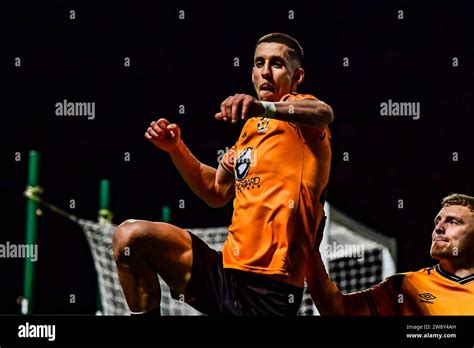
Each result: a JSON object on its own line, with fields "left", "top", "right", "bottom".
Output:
{"left": 145, "top": 118, "right": 235, "bottom": 208}
{"left": 214, "top": 94, "right": 334, "bottom": 128}
{"left": 304, "top": 216, "right": 399, "bottom": 316}
{"left": 305, "top": 250, "right": 373, "bottom": 315}
{"left": 269, "top": 98, "right": 333, "bottom": 127}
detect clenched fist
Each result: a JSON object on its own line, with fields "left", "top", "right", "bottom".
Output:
{"left": 145, "top": 118, "right": 181, "bottom": 153}
{"left": 215, "top": 94, "right": 265, "bottom": 124}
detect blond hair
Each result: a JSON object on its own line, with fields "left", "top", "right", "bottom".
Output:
{"left": 442, "top": 193, "right": 474, "bottom": 212}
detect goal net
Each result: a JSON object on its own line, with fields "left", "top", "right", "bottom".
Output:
{"left": 79, "top": 203, "right": 396, "bottom": 316}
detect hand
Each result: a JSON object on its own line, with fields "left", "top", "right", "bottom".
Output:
{"left": 144, "top": 118, "right": 181, "bottom": 153}
{"left": 215, "top": 94, "right": 265, "bottom": 124}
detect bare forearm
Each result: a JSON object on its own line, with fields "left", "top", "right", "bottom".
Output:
{"left": 306, "top": 251, "right": 346, "bottom": 315}
{"left": 271, "top": 100, "right": 334, "bottom": 128}
{"left": 215, "top": 94, "right": 334, "bottom": 128}
{"left": 306, "top": 251, "right": 373, "bottom": 315}
{"left": 168, "top": 140, "right": 223, "bottom": 207}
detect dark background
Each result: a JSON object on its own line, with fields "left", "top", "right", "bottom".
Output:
{"left": 1, "top": 1, "right": 473, "bottom": 314}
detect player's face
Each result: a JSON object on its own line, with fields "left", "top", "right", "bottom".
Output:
{"left": 430, "top": 205, "right": 474, "bottom": 261}
{"left": 252, "top": 42, "right": 301, "bottom": 102}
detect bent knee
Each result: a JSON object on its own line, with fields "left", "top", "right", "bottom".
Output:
{"left": 113, "top": 219, "right": 147, "bottom": 262}
{"left": 113, "top": 220, "right": 172, "bottom": 263}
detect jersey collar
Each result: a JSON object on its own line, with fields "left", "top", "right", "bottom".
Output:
{"left": 435, "top": 264, "right": 474, "bottom": 284}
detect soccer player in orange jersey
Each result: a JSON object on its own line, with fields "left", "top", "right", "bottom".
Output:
{"left": 305, "top": 193, "right": 474, "bottom": 315}
{"left": 113, "top": 33, "right": 334, "bottom": 315}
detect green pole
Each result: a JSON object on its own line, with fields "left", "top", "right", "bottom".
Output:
{"left": 98, "top": 179, "right": 112, "bottom": 223}
{"left": 96, "top": 179, "right": 112, "bottom": 314}
{"left": 99, "top": 179, "right": 110, "bottom": 211}
{"left": 161, "top": 205, "right": 171, "bottom": 223}
{"left": 23, "top": 150, "right": 40, "bottom": 315}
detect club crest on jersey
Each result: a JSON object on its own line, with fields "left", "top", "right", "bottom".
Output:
{"left": 257, "top": 117, "right": 270, "bottom": 133}
{"left": 235, "top": 147, "right": 252, "bottom": 181}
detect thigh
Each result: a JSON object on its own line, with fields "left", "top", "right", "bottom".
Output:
{"left": 127, "top": 220, "right": 193, "bottom": 294}
{"left": 175, "top": 232, "right": 243, "bottom": 316}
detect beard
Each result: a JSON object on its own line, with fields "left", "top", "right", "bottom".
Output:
{"left": 430, "top": 240, "right": 453, "bottom": 259}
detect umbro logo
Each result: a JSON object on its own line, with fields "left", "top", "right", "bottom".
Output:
{"left": 418, "top": 293, "right": 436, "bottom": 304}
{"left": 419, "top": 293, "right": 436, "bottom": 300}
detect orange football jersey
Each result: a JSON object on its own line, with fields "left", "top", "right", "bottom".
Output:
{"left": 355, "top": 264, "right": 474, "bottom": 315}
{"left": 219, "top": 92, "right": 332, "bottom": 287}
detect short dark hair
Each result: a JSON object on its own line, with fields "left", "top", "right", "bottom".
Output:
{"left": 255, "top": 33, "right": 304, "bottom": 66}
{"left": 442, "top": 193, "right": 474, "bottom": 212}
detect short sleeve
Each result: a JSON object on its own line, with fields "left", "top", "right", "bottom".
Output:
{"left": 361, "top": 274, "right": 406, "bottom": 315}
{"left": 219, "top": 145, "right": 236, "bottom": 176}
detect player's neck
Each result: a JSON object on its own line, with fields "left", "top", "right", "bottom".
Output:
{"left": 439, "top": 260, "right": 474, "bottom": 278}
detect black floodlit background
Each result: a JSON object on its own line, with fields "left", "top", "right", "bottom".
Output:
{"left": 1, "top": 1, "right": 473, "bottom": 314}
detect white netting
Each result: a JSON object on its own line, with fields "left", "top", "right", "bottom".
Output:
{"left": 156, "top": 227, "right": 228, "bottom": 316}
{"left": 78, "top": 206, "right": 396, "bottom": 316}
{"left": 79, "top": 219, "right": 129, "bottom": 315}
{"left": 323, "top": 205, "right": 397, "bottom": 296}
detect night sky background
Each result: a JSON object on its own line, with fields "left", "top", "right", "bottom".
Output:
{"left": 1, "top": 1, "right": 473, "bottom": 314}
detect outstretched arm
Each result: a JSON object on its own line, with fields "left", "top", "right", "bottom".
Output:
{"left": 304, "top": 216, "right": 398, "bottom": 316}
{"left": 270, "top": 98, "right": 333, "bottom": 128}
{"left": 145, "top": 118, "right": 235, "bottom": 208}
{"left": 215, "top": 94, "right": 334, "bottom": 128}
{"left": 305, "top": 250, "right": 373, "bottom": 315}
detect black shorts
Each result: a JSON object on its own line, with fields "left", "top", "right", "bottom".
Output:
{"left": 171, "top": 231, "right": 303, "bottom": 316}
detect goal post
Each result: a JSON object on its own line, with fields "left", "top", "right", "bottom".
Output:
{"left": 79, "top": 203, "right": 397, "bottom": 315}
